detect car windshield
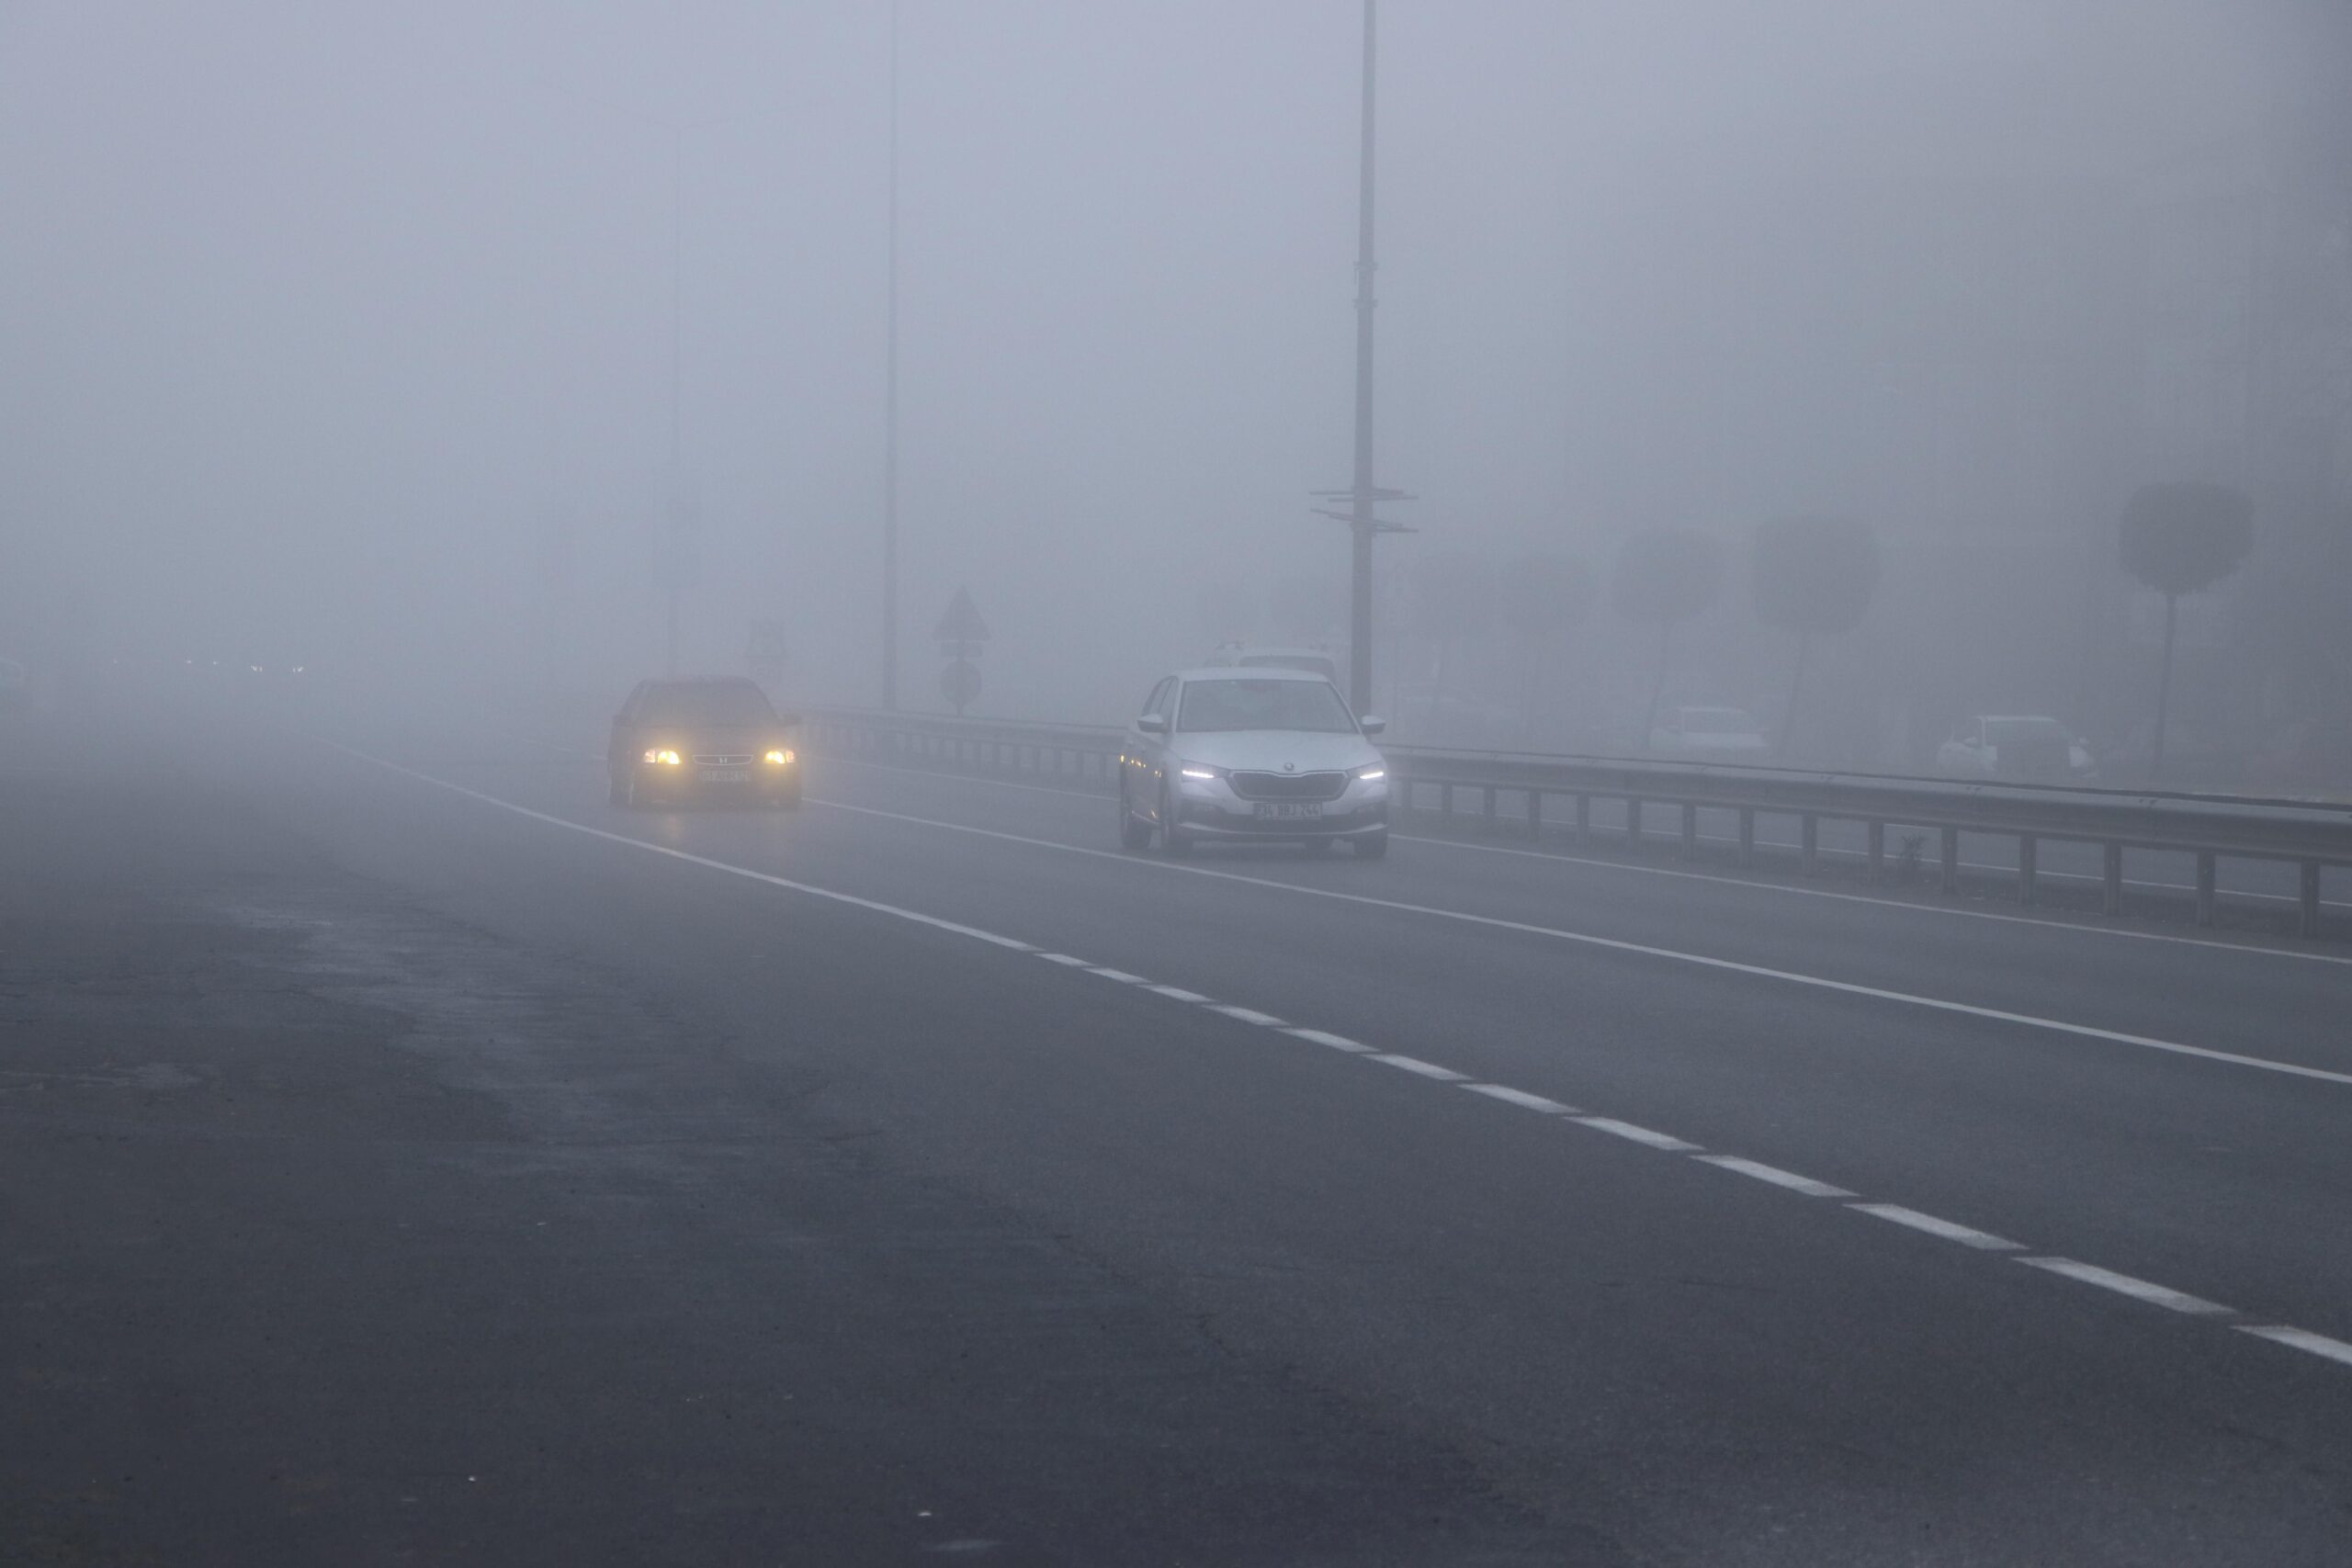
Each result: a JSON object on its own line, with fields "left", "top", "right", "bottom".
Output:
{"left": 1177, "top": 678, "right": 1356, "bottom": 734}
{"left": 1985, "top": 717, "right": 2070, "bottom": 745}
{"left": 1238, "top": 654, "right": 1339, "bottom": 681}
{"left": 640, "top": 682, "right": 776, "bottom": 727}
{"left": 1680, "top": 708, "right": 1756, "bottom": 731}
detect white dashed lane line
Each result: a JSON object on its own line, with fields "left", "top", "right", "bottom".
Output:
{"left": 324, "top": 741, "right": 2352, "bottom": 1382}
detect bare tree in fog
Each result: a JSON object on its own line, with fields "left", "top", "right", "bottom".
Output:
{"left": 1611, "top": 529, "right": 1725, "bottom": 740}
{"left": 1752, "top": 516, "right": 1880, "bottom": 761}
{"left": 1498, "top": 552, "right": 1593, "bottom": 748}
{"left": 2120, "top": 481, "right": 2255, "bottom": 779}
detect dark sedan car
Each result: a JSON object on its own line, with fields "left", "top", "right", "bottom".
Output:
{"left": 607, "top": 677, "right": 802, "bottom": 808}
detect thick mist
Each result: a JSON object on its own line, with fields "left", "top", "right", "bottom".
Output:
{"left": 5, "top": 1, "right": 2345, "bottom": 775}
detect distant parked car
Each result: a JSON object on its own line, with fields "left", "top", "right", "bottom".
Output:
{"left": 1936, "top": 716, "right": 2097, "bottom": 784}
{"left": 1203, "top": 643, "right": 1343, "bottom": 684}
{"left": 1647, "top": 705, "right": 1769, "bottom": 761}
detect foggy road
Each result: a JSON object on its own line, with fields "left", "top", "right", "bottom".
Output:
{"left": 10, "top": 704, "right": 2351, "bottom": 1565}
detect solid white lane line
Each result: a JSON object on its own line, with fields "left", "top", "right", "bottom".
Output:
{"left": 2017, "top": 1257, "right": 2234, "bottom": 1315}
{"left": 1693, "top": 1155, "right": 1857, "bottom": 1199}
{"left": 1086, "top": 966, "right": 1148, "bottom": 984}
{"left": 2237, "top": 1325, "right": 2352, "bottom": 1368}
{"left": 336, "top": 747, "right": 2352, "bottom": 1381}
{"left": 1849, "top": 1203, "right": 2023, "bottom": 1251}
{"left": 815, "top": 752, "right": 2352, "bottom": 965}
{"left": 808, "top": 797, "right": 2352, "bottom": 1087}
{"left": 1461, "top": 1083, "right": 1577, "bottom": 1114}
{"left": 326, "top": 746, "right": 1046, "bottom": 953}
{"left": 1575, "top": 1116, "right": 1702, "bottom": 1152}
{"left": 1370, "top": 1054, "right": 1469, "bottom": 1081}
{"left": 1284, "top": 1027, "right": 1374, "bottom": 1053}
{"left": 1146, "top": 984, "right": 1213, "bottom": 1003}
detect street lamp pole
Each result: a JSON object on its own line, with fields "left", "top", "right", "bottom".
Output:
{"left": 881, "top": 0, "right": 901, "bottom": 710}
{"left": 1315, "top": 0, "right": 1411, "bottom": 716}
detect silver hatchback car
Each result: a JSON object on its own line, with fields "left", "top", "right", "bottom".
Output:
{"left": 1119, "top": 669, "right": 1390, "bottom": 858}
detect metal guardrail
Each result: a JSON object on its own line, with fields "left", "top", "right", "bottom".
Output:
{"left": 805, "top": 706, "right": 2352, "bottom": 939}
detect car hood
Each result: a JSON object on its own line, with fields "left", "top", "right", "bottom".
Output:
{"left": 1161, "top": 730, "right": 1382, "bottom": 773}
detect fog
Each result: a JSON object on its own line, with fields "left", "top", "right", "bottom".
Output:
{"left": 5, "top": 1, "right": 2346, "bottom": 777}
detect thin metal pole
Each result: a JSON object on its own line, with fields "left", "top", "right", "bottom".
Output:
{"left": 1347, "top": 0, "right": 1377, "bottom": 716}
{"left": 882, "top": 0, "right": 901, "bottom": 710}
{"left": 665, "top": 123, "right": 684, "bottom": 676}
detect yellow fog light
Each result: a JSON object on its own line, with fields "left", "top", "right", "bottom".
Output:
{"left": 643, "top": 749, "right": 682, "bottom": 766}
{"left": 764, "top": 748, "right": 794, "bottom": 766}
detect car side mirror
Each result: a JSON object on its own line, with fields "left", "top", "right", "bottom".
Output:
{"left": 1359, "top": 715, "right": 1386, "bottom": 736}
{"left": 1136, "top": 714, "right": 1168, "bottom": 735}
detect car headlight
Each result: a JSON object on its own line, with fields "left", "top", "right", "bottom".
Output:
{"left": 764, "top": 748, "right": 794, "bottom": 765}
{"left": 643, "top": 748, "right": 682, "bottom": 766}
{"left": 1356, "top": 766, "right": 1386, "bottom": 782}
{"left": 1179, "top": 765, "right": 1219, "bottom": 782}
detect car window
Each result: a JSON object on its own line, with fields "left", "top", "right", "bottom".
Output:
{"left": 637, "top": 682, "right": 778, "bottom": 727}
{"left": 1176, "top": 678, "right": 1357, "bottom": 734}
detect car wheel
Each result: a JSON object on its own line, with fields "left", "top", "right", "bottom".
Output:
{"left": 1351, "top": 830, "right": 1388, "bottom": 860}
{"left": 1158, "top": 782, "right": 1193, "bottom": 857}
{"left": 1118, "top": 780, "right": 1152, "bottom": 851}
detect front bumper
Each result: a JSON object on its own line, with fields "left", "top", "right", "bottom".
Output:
{"left": 1171, "top": 775, "right": 1388, "bottom": 838}
{"left": 633, "top": 762, "right": 799, "bottom": 803}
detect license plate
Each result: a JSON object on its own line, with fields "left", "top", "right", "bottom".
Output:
{"left": 698, "top": 768, "right": 749, "bottom": 784}
{"left": 1253, "top": 802, "right": 1322, "bottom": 820}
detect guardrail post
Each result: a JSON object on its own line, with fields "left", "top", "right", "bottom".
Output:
{"left": 2018, "top": 834, "right": 2038, "bottom": 905}
{"left": 1801, "top": 815, "right": 1818, "bottom": 876}
{"left": 1627, "top": 798, "right": 1643, "bottom": 850}
{"left": 1737, "top": 808, "right": 1755, "bottom": 867}
{"left": 1866, "top": 820, "right": 1884, "bottom": 883}
{"left": 1680, "top": 803, "right": 1697, "bottom": 859}
{"left": 1527, "top": 790, "right": 1543, "bottom": 840}
{"left": 2195, "top": 852, "right": 2217, "bottom": 926}
{"left": 1939, "top": 827, "right": 1959, "bottom": 892}
{"left": 1575, "top": 793, "right": 1589, "bottom": 848}
{"left": 2301, "top": 862, "right": 2322, "bottom": 938}
{"left": 2102, "top": 843, "right": 2123, "bottom": 915}
{"left": 1483, "top": 785, "right": 1498, "bottom": 833}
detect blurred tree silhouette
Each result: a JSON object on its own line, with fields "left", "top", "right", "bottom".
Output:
{"left": 1610, "top": 529, "right": 1724, "bottom": 739}
{"left": 1751, "top": 515, "right": 1880, "bottom": 759}
{"left": 2119, "top": 480, "right": 2253, "bottom": 777}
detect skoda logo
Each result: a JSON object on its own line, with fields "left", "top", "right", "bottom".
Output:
{"left": 1283, "top": 761, "right": 1296, "bottom": 772}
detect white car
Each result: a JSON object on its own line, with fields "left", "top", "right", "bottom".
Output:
{"left": 1119, "top": 668, "right": 1390, "bottom": 857}
{"left": 1936, "top": 716, "right": 2097, "bottom": 784}
{"left": 1647, "top": 705, "right": 1770, "bottom": 760}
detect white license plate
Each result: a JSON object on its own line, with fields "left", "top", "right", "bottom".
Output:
{"left": 698, "top": 768, "right": 750, "bottom": 784}
{"left": 1253, "top": 802, "right": 1323, "bottom": 820}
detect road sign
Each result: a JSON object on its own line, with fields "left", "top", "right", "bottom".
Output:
{"left": 934, "top": 587, "right": 989, "bottom": 650}
{"left": 940, "top": 658, "right": 982, "bottom": 715}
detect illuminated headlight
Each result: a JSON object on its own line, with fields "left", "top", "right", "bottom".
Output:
{"left": 643, "top": 749, "right": 682, "bottom": 766}
{"left": 764, "top": 748, "right": 795, "bottom": 765}
{"left": 1179, "top": 765, "right": 1219, "bottom": 782}
{"left": 1356, "top": 766, "right": 1386, "bottom": 782}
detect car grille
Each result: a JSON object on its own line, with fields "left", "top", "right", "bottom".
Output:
{"left": 693, "top": 753, "right": 753, "bottom": 767}
{"left": 1228, "top": 770, "right": 1349, "bottom": 802}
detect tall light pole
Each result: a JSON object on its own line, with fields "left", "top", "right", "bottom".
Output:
{"left": 881, "top": 0, "right": 901, "bottom": 709}
{"left": 1313, "top": 0, "right": 1412, "bottom": 716}
{"left": 664, "top": 124, "right": 685, "bottom": 676}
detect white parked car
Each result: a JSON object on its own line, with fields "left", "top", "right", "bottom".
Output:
{"left": 1119, "top": 668, "right": 1389, "bottom": 858}
{"left": 1647, "top": 705, "right": 1770, "bottom": 760}
{"left": 1936, "top": 716, "right": 2097, "bottom": 784}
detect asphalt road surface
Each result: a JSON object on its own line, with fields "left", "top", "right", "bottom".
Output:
{"left": 6, "top": 694, "right": 2350, "bottom": 1565}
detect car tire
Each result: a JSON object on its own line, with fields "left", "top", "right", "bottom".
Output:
{"left": 1351, "top": 830, "right": 1388, "bottom": 860}
{"left": 1118, "top": 782, "right": 1153, "bottom": 851}
{"left": 1158, "top": 782, "right": 1193, "bottom": 857}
